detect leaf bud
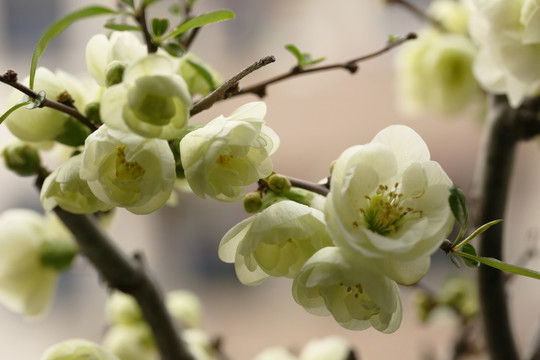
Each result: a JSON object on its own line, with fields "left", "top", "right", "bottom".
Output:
{"left": 39, "top": 239, "right": 78, "bottom": 271}
{"left": 243, "top": 191, "right": 262, "bottom": 213}
{"left": 85, "top": 102, "right": 102, "bottom": 125}
{"left": 267, "top": 174, "right": 291, "bottom": 193}
{"left": 55, "top": 117, "right": 92, "bottom": 147}
{"left": 2, "top": 141, "right": 41, "bottom": 176}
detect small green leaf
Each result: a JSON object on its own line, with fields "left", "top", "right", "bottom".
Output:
{"left": 450, "top": 254, "right": 462, "bottom": 268}
{"left": 162, "top": 10, "right": 235, "bottom": 40}
{"left": 186, "top": 59, "right": 215, "bottom": 90}
{"left": 143, "top": 0, "right": 162, "bottom": 7}
{"left": 285, "top": 44, "right": 325, "bottom": 67}
{"left": 455, "top": 251, "right": 540, "bottom": 280}
{"left": 388, "top": 34, "right": 400, "bottom": 43}
{"left": 449, "top": 185, "right": 468, "bottom": 230}
{"left": 152, "top": 18, "right": 169, "bottom": 37}
{"left": 284, "top": 44, "right": 303, "bottom": 64}
{"left": 454, "top": 219, "right": 502, "bottom": 250}
{"left": 461, "top": 244, "right": 480, "bottom": 267}
{"left": 30, "top": 5, "right": 117, "bottom": 89}
{"left": 162, "top": 42, "right": 186, "bottom": 57}
{"left": 0, "top": 101, "right": 31, "bottom": 125}
{"left": 104, "top": 23, "right": 141, "bottom": 32}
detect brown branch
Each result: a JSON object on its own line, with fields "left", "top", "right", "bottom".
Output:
{"left": 231, "top": 33, "right": 417, "bottom": 98}
{"left": 287, "top": 176, "right": 329, "bottom": 197}
{"left": 135, "top": 4, "right": 158, "bottom": 54}
{"left": 190, "top": 55, "right": 276, "bottom": 116}
{"left": 385, "top": 0, "right": 444, "bottom": 29}
{"left": 0, "top": 70, "right": 98, "bottom": 132}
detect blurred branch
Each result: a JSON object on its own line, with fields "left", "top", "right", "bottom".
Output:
{"left": 0, "top": 70, "right": 98, "bottom": 131}
{"left": 135, "top": 4, "right": 159, "bottom": 53}
{"left": 385, "top": 0, "right": 443, "bottom": 29}
{"left": 232, "top": 33, "right": 417, "bottom": 98}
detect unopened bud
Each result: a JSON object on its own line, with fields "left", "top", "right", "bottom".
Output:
{"left": 40, "top": 239, "right": 78, "bottom": 271}
{"left": 267, "top": 174, "right": 291, "bottom": 193}
{"left": 85, "top": 102, "right": 102, "bottom": 125}
{"left": 105, "top": 62, "right": 126, "bottom": 87}
{"left": 2, "top": 141, "right": 41, "bottom": 176}
{"left": 55, "top": 117, "right": 92, "bottom": 147}
{"left": 243, "top": 192, "right": 262, "bottom": 213}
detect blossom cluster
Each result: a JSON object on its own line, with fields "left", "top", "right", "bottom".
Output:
{"left": 220, "top": 125, "right": 454, "bottom": 333}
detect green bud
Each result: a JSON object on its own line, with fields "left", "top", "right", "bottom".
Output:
{"left": 85, "top": 102, "right": 102, "bottom": 125}
{"left": 40, "top": 239, "right": 78, "bottom": 271}
{"left": 267, "top": 174, "right": 291, "bottom": 193}
{"left": 105, "top": 62, "right": 126, "bottom": 87}
{"left": 55, "top": 117, "right": 92, "bottom": 147}
{"left": 260, "top": 191, "right": 288, "bottom": 210}
{"left": 2, "top": 141, "right": 41, "bottom": 176}
{"left": 284, "top": 187, "right": 315, "bottom": 206}
{"left": 243, "top": 192, "right": 262, "bottom": 213}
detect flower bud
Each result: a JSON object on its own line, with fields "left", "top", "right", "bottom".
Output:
{"left": 106, "top": 291, "right": 143, "bottom": 325}
{"left": 267, "top": 174, "right": 291, "bottom": 193}
{"left": 55, "top": 117, "right": 92, "bottom": 147}
{"left": 2, "top": 141, "right": 41, "bottom": 176}
{"left": 105, "top": 62, "right": 126, "bottom": 87}
{"left": 166, "top": 290, "right": 202, "bottom": 329}
{"left": 85, "top": 102, "right": 102, "bottom": 125}
{"left": 41, "top": 339, "right": 121, "bottom": 360}
{"left": 40, "top": 239, "right": 78, "bottom": 271}
{"left": 243, "top": 192, "right": 262, "bottom": 213}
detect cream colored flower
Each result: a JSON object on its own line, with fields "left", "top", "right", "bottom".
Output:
{"left": 180, "top": 102, "right": 279, "bottom": 201}
{"left": 299, "top": 336, "right": 352, "bottom": 360}
{"left": 106, "top": 291, "right": 144, "bottom": 325}
{"left": 292, "top": 247, "right": 402, "bottom": 333}
{"left": 102, "top": 324, "right": 158, "bottom": 360}
{"left": 219, "top": 200, "right": 332, "bottom": 285}
{"left": 178, "top": 53, "right": 223, "bottom": 96}
{"left": 100, "top": 54, "right": 192, "bottom": 140}
{"left": 166, "top": 289, "right": 203, "bottom": 329}
{"left": 325, "top": 125, "right": 454, "bottom": 284}
{"left": 41, "top": 339, "right": 120, "bottom": 360}
{"left": 79, "top": 125, "right": 176, "bottom": 214}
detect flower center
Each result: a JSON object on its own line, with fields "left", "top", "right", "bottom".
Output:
{"left": 358, "top": 183, "right": 422, "bottom": 236}
{"left": 338, "top": 281, "right": 379, "bottom": 317}
{"left": 115, "top": 145, "right": 145, "bottom": 181}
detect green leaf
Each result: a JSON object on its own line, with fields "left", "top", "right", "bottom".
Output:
{"left": 461, "top": 244, "right": 480, "bottom": 267}
{"left": 119, "top": 0, "right": 135, "bottom": 8}
{"left": 450, "top": 254, "right": 461, "bottom": 268}
{"left": 454, "top": 219, "right": 503, "bottom": 250}
{"left": 104, "top": 23, "right": 141, "bottom": 32}
{"left": 186, "top": 59, "right": 215, "bottom": 90}
{"left": 162, "top": 42, "right": 186, "bottom": 57}
{"left": 30, "top": 6, "right": 117, "bottom": 90}
{"left": 152, "top": 18, "right": 169, "bottom": 37}
{"left": 162, "top": 10, "right": 235, "bottom": 40}
{"left": 0, "top": 101, "right": 31, "bottom": 125}
{"left": 455, "top": 251, "right": 540, "bottom": 280}
{"left": 143, "top": 0, "right": 162, "bottom": 7}
{"left": 449, "top": 185, "right": 468, "bottom": 230}
{"left": 285, "top": 44, "right": 325, "bottom": 67}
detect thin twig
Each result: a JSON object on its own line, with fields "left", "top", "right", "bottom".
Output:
{"left": 0, "top": 71, "right": 98, "bottom": 131}
{"left": 232, "top": 33, "right": 417, "bottom": 98}
{"left": 135, "top": 4, "right": 159, "bottom": 54}
{"left": 190, "top": 55, "right": 276, "bottom": 116}
{"left": 386, "top": 0, "right": 444, "bottom": 29}
{"left": 287, "top": 176, "right": 329, "bottom": 197}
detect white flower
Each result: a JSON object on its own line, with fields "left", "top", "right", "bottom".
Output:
{"left": 41, "top": 339, "right": 120, "bottom": 360}
{"left": 79, "top": 125, "right": 175, "bottom": 214}
{"left": 219, "top": 201, "right": 333, "bottom": 285}
{"left": 252, "top": 347, "right": 297, "bottom": 360}
{"left": 166, "top": 289, "right": 203, "bottom": 329}
{"left": 0, "top": 209, "right": 75, "bottom": 318}
{"left": 106, "top": 291, "right": 144, "bottom": 325}
{"left": 395, "top": 29, "right": 480, "bottom": 116}
{"left": 292, "top": 247, "right": 402, "bottom": 333}
{"left": 86, "top": 32, "right": 147, "bottom": 86}
{"left": 5, "top": 68, "right": 88, "bottom": 142}
{"left": 180, "top": 102, "right": 279, "bottom": 201}
{"left": 177, "top": 53, "right": 223, "bottom": 96}
{"left": 41, "top": 154, "right": 113, "bottom": 214}
{"left": 299, "top": 337, "right": 352, "bottom": 360}
{"left": 100, "top": 54, "right": 192, "bottom": 140}
{"left": 325, "top": 125, "right": 454, "bottom": 284}
{"left": 102, "top": 324, "right": 158, "bottom": 360}
{"left": 467, "top": 0, "right": 540, "bottom": 106}
{"left": 429, "top": 0, "right": 470, "bottom": 35}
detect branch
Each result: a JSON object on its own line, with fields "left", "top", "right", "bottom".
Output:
{"left": 472, "top": 95, "right": 519, "bottom": 360}
{"left": 34, "top": 175, "right": 193, "bottom": 360}
{"left": 232, "top": 33, "right": 417, "bottom": 98}
{"left": 287, "top": 176, "right": 329, "bottom": 197}
{"left": 135, "top": 4, "right": 159, "bottom": 54}
{"left": 385, "top": 0, "right": 444, "bottom": 30}
{"left": 0, "top": 70, "right": 98, "bottom": 132}
{"left": 190, "top": 55, "right": 276, "bottom": 116}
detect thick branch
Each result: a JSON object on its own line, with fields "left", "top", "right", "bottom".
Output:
{"left": 472, "top": 96, "right": 519, "bottom": 360}
{"left": 233, "top": 33, "right": 417, "bottom": 98}
{"left": 0, "top": 71, "right": 98, "bottom": 132}
{"left": 190, "top": 55, "right": 276, "bottom": 116}
{"left": 51, "top": 208, "right": 194, "bottom": 360}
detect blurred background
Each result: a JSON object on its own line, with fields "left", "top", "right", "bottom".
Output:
{"left": 0, "top": 0, "right": 539, "bottom": 359}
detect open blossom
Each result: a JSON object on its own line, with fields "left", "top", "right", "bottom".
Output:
{"left": 467, "top": 0, "right": 540, "bottom": 106}
{"left": 41, "top": 339, "right": 120, "bottom": 360}
{"left": 395, "top": 29, "right": 480, "bottom": 116}
{"left": 41, "top": 154, "right": 113, "bottom": 214}
{"left": 429, "top": 0, "right": 470, "bottom": 35}
{"left": 0, "top": 209, "right": 76, "bottom": 318}
{"left": 219, "top": 200, "right": 333, "bottom": 285}
{"left": 299, "top": 336, "right": 352, "bottom": 360}
{"left": 86, "top": 31, "right": 147, "bottom": 86}
{"left": 180, "top": 102, "right": 279, "bottom": 201}
{"left": 292, "top": 247, "right": 402, "bottom": 333}
{"left": 325, "top": 125, "right": 454, "bottom": 284}
{"left": 5, "top": 68, "right": 88, "bottom": 142}
{"left": 79, "top": 125, "right": 175, "bottom": 214}
{"left": 100, "top": 54, "right": 192, "bottom": 139}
